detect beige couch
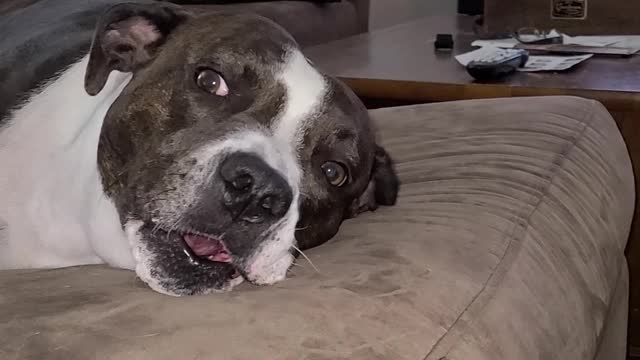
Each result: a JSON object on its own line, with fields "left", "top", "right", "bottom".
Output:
{"left": 0, "top": 96, "right": 634, "bottom": 360}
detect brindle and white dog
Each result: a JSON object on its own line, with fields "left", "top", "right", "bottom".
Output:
{"left": 0, "top": 0, "right": 398, "bottom": 296}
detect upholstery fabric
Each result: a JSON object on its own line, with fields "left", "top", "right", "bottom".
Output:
{"left": 0, "top": 97, "right": 634, "bottom": 360}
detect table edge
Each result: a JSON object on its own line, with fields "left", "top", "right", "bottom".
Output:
{"left": 340, "top": 77, "right": 640, "bottom": 112}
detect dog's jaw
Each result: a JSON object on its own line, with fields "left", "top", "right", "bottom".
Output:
{"left": 125, "top": 198, "right": 298, "bottom": 295}
{"left": 126, "top": 219, "right": 245, "bottom": 296}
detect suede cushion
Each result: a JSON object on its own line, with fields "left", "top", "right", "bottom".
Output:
{"left": 0, "top": 97, "right": 634, "bottom": 360}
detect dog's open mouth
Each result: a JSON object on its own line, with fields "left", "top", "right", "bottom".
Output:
{"left": 183, "top": 234, "right": 232, "bottom": 263}
{"left": 180, "top": 232, "right": 242, "bottom": 279}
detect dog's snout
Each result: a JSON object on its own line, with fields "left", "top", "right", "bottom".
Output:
{"left": 220, "top": 153, "right": 293, "bottom": 223}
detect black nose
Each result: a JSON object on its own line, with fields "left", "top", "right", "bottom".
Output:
{"left": 219, "top": 152, "right": 293, "bottom": 223}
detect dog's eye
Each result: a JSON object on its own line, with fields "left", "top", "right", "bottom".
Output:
{"left": 321, "top": 161, "right": 348, "bottom": 187}
{"left": 196, "top": 69, "right": 229, "bottom": 96}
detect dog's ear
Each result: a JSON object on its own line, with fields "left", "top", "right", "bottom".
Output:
{"left": 349, "top": 144, "right": 399, "bottom": 217}
{"left": 85, "top": 2, "right": 191, "bottom": 96}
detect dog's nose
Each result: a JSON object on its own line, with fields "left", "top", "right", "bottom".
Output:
{"left": 219, "top": 152, "right": 293, "bottom": 223}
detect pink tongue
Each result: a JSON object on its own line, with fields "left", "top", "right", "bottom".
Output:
{"left": 183, "top": 234, "right": 232, "bottom": 263}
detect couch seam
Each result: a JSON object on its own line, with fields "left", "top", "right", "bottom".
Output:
{"left": 423, "top": 101, "right": 599, "bottom": 360}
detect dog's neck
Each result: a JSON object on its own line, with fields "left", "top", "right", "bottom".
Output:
{"left": 0, "top": 55, "right": 135, "bottom": 269}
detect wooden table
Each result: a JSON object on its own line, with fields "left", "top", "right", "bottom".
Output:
{"left": 305, "top": 15, "right": 640, "bottom": 355}
{"left": 305, "top": 16, "right": 640, "bottom": 109}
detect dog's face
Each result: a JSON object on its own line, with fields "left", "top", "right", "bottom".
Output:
{"left": 85, "top": 2, "right": 398, "bottom": 296}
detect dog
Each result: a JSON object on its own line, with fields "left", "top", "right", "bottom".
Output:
{"left": 0, "top": 0, "right": 399, "bottom": 296}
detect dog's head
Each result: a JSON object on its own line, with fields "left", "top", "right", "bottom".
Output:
{"left": 85, "top": 2, "right": 399, "bottom": 295}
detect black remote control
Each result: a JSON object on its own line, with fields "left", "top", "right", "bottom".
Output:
{"left": 466, "top": 49, "right": 529, "bottom": 81}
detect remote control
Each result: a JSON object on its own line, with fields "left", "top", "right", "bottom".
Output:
{"left": 466, "top": 48, "right": 529, "bottom": 81}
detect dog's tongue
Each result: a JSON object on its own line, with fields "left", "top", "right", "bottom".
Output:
{"left": 183, "top": 234, "right": 232, "bottom": 263}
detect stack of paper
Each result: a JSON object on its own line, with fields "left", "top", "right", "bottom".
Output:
{"left": 454, "top": 46, "right": 593, "bottom": 72}
{"left": 461, "top": 30, "right": 639, "bottom": 73}
{"left": 471, "top": 31, "right": 640, "bottom": 52}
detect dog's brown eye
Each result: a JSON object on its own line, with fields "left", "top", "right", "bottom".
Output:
{"left": 196, "top": 69, "right": 229, "bottom": 96}
{"left": 321, "top": 161, "right": 348, "bottom": 187}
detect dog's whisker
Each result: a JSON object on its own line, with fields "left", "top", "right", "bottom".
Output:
{"left": 150, "top": 217, "right": 172, "bottom": 235}
{"left": 297, "top": 190, "right": 311, "bottom": 202}
{"left": 152, "top": 219, "right": 174, "bottom": 235}
{"left": 147, "top": 198, "right": 169, "bottom": 204}
{"left": 170, "top": 217, "right": 183, "bottom": 232}
{"left": 166, "top": 215, "right": 185, "bottom": 239}
{"left": 292, "top": 245, "right": 320, "bottom": 274}
{"left": 148, "top": 187, "right": 176, "bottom": 199}
{"left": 295, "top": 225, "right": 309, "bottom": 231}
{"left": 151, "top": 221, "right": 163, "bottom": 235}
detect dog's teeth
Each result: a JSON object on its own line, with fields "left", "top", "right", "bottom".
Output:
{"left": 207, "top": 252, "right": 232, "bottom": 263}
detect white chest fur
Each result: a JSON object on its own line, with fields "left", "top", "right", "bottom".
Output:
{"left": 0, "top": 55, "right": 135, "bottom": 270}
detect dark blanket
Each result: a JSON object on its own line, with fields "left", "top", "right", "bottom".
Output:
{"left": 169, "top": 0, "right": 340, "bottom": 3}
{"left": 0, "top": 0, "right": 125, "bottom": 121}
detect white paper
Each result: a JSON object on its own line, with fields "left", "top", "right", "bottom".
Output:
{"left": 455, "top": 47, "right": 593, "bottom": 72}
{"left": 565, "top": 35, "right": 640, "bottom": 52}
{"left": 519, "top": 54, "right": 593, "bottom": 72}
{"left": 471, "top": 39, "right": 517, "bottom": 49}
{"left": 454, "top": 46, "right": 502, "bottom": 66}
{"left": 471, "top": 31, "right": 640, "bottom": 51}
{"left": 517, "top": 29, "right": 563, "bottom": 43}
{"left": 562, "top": 35, "right": 616, "bottom": 47}
{"left": 565, "top": 35, "right": 640, "bottom": 48}
{"left": 471, "top": 30, "right": 564, "bottom": 48}
{"left": 611, "top": 36, "right": 640, "bottom": 49}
